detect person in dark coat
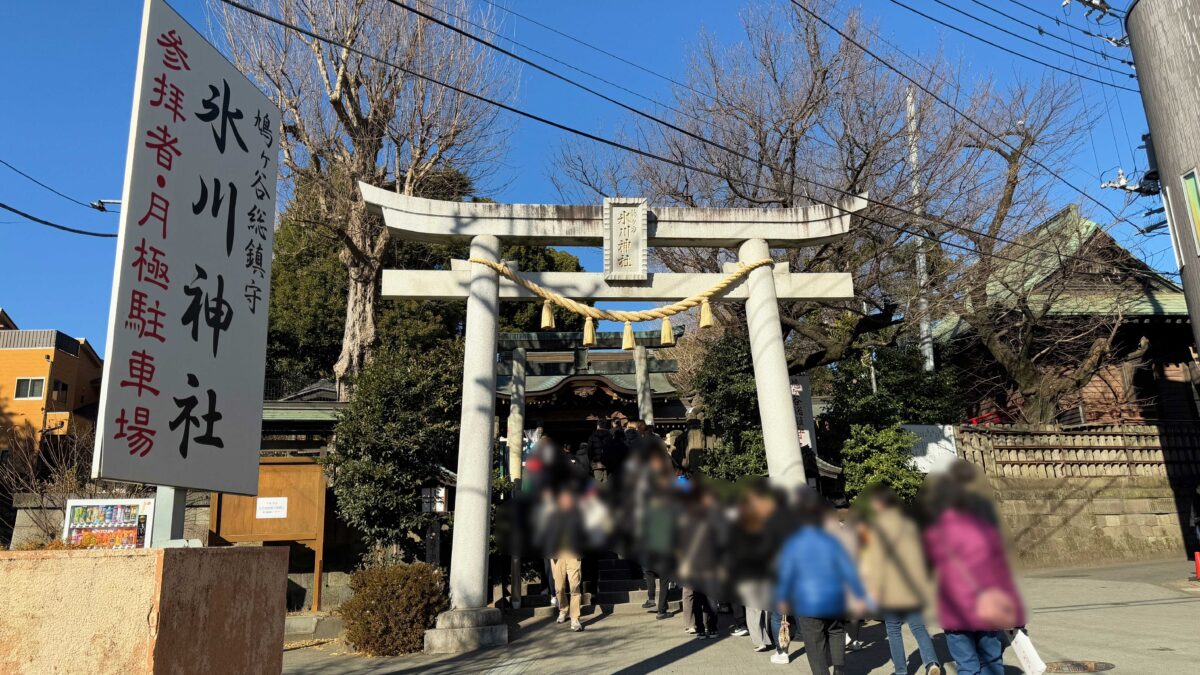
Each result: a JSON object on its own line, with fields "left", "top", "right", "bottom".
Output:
{"left": 625, "top": 421, "right": 642, "bottom": 447}
{"left": 588, "top": 420, "right": 615, "bottom": 483}
{"left": 574, "top": 442, "right": 593, "bottom": 480}
{"left": 541, "top": 489, "right": 588, "bottom": 631}
{"left": 603, "top": 423, "right": 630, "bottom": 489}
{"left": 679, "top": 482, "right": 729, "bottom": 639}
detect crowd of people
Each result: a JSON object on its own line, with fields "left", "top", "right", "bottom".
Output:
{"left": 506, "top": 419, "right": 1025, "bottom": 675}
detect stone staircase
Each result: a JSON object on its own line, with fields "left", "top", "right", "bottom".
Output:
{"left": 502, "top": 553, "right": 681, "bottom": 619}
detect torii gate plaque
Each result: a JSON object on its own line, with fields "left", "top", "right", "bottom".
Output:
{"left": 361, "top": 182, "right": 863, "bottom": 652}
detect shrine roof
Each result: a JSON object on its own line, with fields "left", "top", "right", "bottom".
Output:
{"left": 496, "top": 372, "right": 677, "bottom": 398}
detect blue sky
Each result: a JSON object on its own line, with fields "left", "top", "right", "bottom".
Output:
{"left": 0, "top": 1, "right": 1154, "bottom": 353}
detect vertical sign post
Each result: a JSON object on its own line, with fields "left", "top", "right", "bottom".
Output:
{"left": 93, "top": 0, "right": 280, "bottom": 539}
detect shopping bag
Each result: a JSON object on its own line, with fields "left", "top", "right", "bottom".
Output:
{"left": 1007, "top": 629, "right": 1046, "bottom": 675}
{"left": 777, "top": 618, "right": 791, "bottom": 649}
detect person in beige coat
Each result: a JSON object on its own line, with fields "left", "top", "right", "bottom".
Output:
{"left": 860, "top": 485, "right": 942, "bottom": 675}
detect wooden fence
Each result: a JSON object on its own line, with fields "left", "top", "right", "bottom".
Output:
{"left": 955, "top": 423, "right": 1200, "bottom": 480}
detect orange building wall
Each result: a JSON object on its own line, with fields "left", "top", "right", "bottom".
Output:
{"left": 0, "top": 347, "right": 55, "bottom": 435}
{"left": 0, "top": 343, "right": 102, "bottom": 439}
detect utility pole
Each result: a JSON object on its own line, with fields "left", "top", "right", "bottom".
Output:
{"left": 1126, "top": 3, "right": 1200, "bottom": 355}
{"left": 909, "top": 86, "right": 935, "bottom": 372}
{"left": 863, "top": 301, "right": 879, "bottom": 395}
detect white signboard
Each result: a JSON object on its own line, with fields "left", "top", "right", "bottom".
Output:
{"left": 902, "top": 424, "right": 959, "bottom": 474}
{"left": 255, "top": 497, "right": 288, "bottom": 519}
{"left": 93, "top": 0, "right": 279, "bottom": 495}
{"left": 602, "top": 197, "right": 648, "bottom": 280}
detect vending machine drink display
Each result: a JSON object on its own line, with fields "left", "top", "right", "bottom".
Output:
{"left": 61, "top": 498, "right": 156, "bottom": 549}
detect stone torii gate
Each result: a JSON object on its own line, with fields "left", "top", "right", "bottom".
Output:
{"left": 361, "top": 183, "right": 862, "bottom": 652}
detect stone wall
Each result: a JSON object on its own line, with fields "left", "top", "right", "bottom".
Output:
{"left": 956, "top": 424, "right": 1200, "bottom": 568}
{"left": 7, "top": 491, "right": 210, "bottom": 549}
{"left": 0, "top": 547, "right": 287, "bottom": 674}
{"left": 988, "top": 476, "right": 1188, "bottom": 568}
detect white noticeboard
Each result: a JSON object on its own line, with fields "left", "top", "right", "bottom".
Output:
{"left": 92, "top": 0, "right": 280, "bottom": 495}
{"left": 255, "top": 497, "right": 288, "bottom": 519}
{"left": 902, "top": 424, "right": 959, "bottom": 474}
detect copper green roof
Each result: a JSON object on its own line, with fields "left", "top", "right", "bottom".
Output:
{"left": 497, "top": 372, "right": 677, "bottom": 397}
{"left": 934, "top": 206, "right": 1186, "bottom": 341}
{"left": 261, "top": 401, "right": 344, "bottom": 422}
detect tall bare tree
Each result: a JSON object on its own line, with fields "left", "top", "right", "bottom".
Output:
{"left": 214, "top": 0, "right": 509, "bottom": 388}
{"left": 556, "top": 1, "right": 1145, "bottom": 423}
{"left": 554, "top": 1, "right": 979, "bottom": 371}
{"left": 0, "top": 427, "right": 147, "bottom": 546}
{"left": 936, "top": 78, "right": 1148, "bottom": 422}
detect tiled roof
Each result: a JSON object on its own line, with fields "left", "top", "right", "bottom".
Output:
{"left": 933, "top": 206, "right": 1185, "bottom": 341}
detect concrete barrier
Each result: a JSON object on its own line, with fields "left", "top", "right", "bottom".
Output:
{"left": 0, "top": 547, "right": 287, "bottom": 674}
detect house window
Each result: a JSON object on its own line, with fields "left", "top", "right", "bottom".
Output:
{"left": 52, "top": 379, "right": 69, "bottom": 402}
{"left": 14, "top": 378, "right": 45, "bottom": 400}
{"left": 1181, "top": 170, "right": 1200, "bottom": 253}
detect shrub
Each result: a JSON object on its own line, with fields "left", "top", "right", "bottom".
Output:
{"left": 840, "top": 424, "right": 924, "bottom": 504}
{"left": 340, "top": 561, "right": 449, "bottom": 656}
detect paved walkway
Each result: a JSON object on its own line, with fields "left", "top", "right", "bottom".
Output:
{"left": 283, "top": 559, "right": 1200, "bottom": 674}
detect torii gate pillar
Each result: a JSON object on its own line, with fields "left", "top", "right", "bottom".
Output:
{"left": 740, "top": 238, "right": 806, "bottom": 487}
{"left": 424, "top": 234, "right": 508, "bottom": 653}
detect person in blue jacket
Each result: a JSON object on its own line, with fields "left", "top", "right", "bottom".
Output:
{"left": 771, "top": 488, "right": 874, "bottom": 673}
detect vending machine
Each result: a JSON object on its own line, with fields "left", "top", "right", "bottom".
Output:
{"left": 61, "top": 497, "right": 156, "bottom": 549}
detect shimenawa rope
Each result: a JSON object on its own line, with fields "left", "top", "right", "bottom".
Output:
{"left": 467, "top": 257, "right": 774, "bottom": 348}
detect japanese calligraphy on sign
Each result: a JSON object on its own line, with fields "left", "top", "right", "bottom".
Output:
{"left": 92, "top": 0, "right": 279, "bottom": 495}
{"left": 789, "top": 374, "right": 818, "bottom": 453}
{"left": 602, "top": 197, "right": 648, "bottom": 281}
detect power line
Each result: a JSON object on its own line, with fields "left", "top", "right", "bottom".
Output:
{"left": 922, "top": 0, "right": 1143, "bottom": 186}
{"left": 1063, "top": 24, "right": 1109, "bottom": 179}
{"left": 411, "top": 0, "right": 690, "bottom": 125}
{"left": 409, "top": 0, "right": 843, "bottom": 158}
{"left": 0, "top": 202, "right": 118, "bottom": 238}
{"left": 219, "top": 0, "right": 1166, "bottom": 280}
{"left": 476, "top": 0, "right": 701, "bottom": 102}
{"left": 0, "top": 158, "right": 111, "bottom": 213}
{"left": 887, "top": 0, "right": 1139, "bottom": 93}
{"left": 474, "top": 0, "right": 1114, "bottom": 220}
{"left": 466, "top": 0, "right": 1157, "bottom": 271}
{"left": 960, "top": 0, "right": 1132, "bottom": 66}
{"left": 388, "top": 1, "right": 1156, "bottom": 273}
{"left": 789, "top": 0, "right": 1127, "bottom": 228}
{"left": 811, "top": 0, "right": 1111, "bottom": 186}
{"left": 978, "top": 0, "right": 1141, "bottom": 183}
{"left": 1002, "top": 0, "right": 1122, "bottom": 40}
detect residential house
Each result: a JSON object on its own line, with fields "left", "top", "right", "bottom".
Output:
{"left": 0, "top": 308, "right": 104, "bottom": 441}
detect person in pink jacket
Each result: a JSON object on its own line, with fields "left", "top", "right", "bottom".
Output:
{"left": 922, "top": 465, "right": 1025, "bottom": 675}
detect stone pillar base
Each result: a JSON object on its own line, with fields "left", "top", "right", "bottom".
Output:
{"left": 423, "top": 607, "right": 509, "bottom": 654}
